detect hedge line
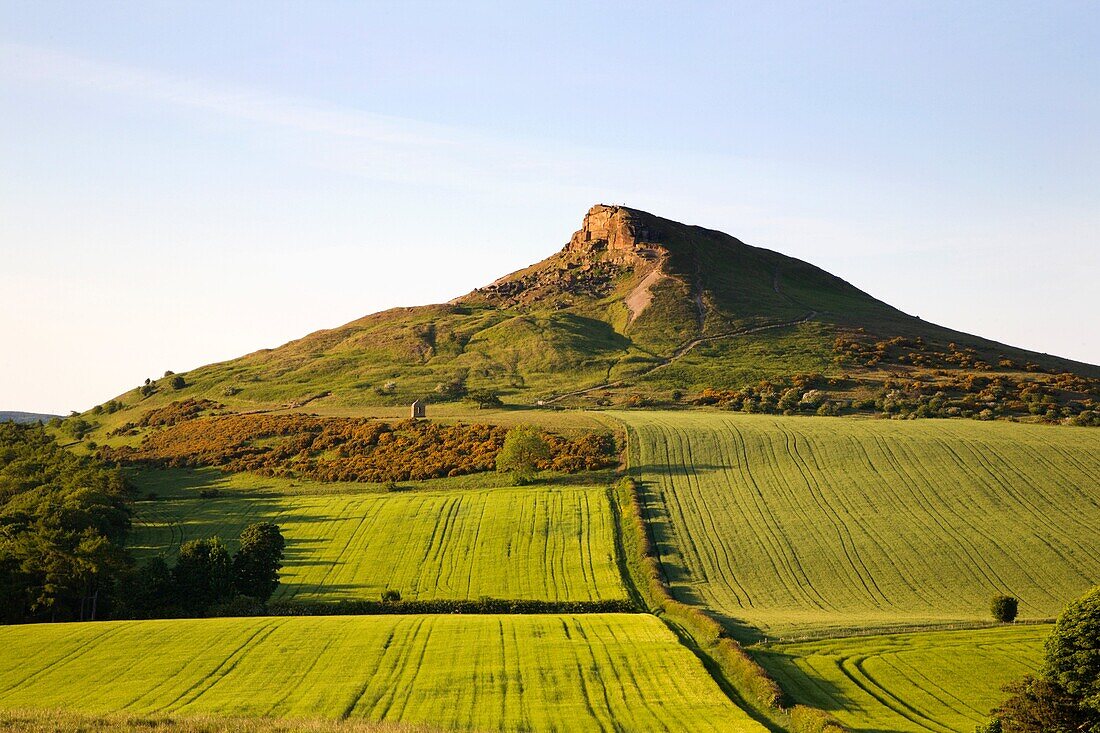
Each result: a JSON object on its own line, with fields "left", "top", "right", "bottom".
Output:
{"left": 612, "top": 475, "right": 849, "bottom": 733}
{"left": 265, "top": 598, "right": 637, "bottom": 617}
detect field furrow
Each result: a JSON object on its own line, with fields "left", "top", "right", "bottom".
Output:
{"left": 0, "top": 615, "right": 766, "bottom": 732}
{"left": 616, "top": 411, "right": 1100, "bottom": 636}
{"left": 131, "top": 485, "right": 626, "bottom": 603}
{"left": 757, "top": 625, "right": 1049, "bottom": 733}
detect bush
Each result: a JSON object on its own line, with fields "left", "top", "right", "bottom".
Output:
{"left": 992, "top": 595, "right": 1019, "bottom": 623}
{"left": 209, "top": 594, "right": 266, "bottom": 617}
{"left": 64, "top": 416, "right": 95, "bottom": 440}
{"left": 381, "top": 589, "right": 402, "bottom": 602}
{"left": 169, "top": 375, "right": 187, "bottom": 390}
{"left": 469, "top": 389, "right": 503, "bottom": 409}
{"left": 994, "top": 675, "right": 1087, "bottom": 732}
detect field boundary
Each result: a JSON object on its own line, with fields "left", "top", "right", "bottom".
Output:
{"left": 264, "top": 598, "right": 637, "bottom": 617}
{"left": 611, "top": 427, "right": 849, "bottom": 733}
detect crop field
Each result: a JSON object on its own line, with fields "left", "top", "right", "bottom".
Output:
{"left": 0, "top": 614, "right": 763, "bottom": 732}
{"left": 756, "top": 624, "right": 1049, "bottom": 733}
{"left": 617, "top": 411, "right": 1100, "bottom": 636}
{"left": 132, "top": 482, "right": 625, "bottom": 602}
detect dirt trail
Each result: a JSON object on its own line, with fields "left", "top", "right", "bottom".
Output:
{"left": 544, "top": 311, "right": 817, "bottom": 404}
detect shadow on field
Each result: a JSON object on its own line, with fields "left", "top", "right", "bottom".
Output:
{"left": 633, "top": 477, "right": 769, "bottom": 646}
{"left": 130, "top": 469, "right": 335, "bottom": 564}
{"left": 752, "top": 650, "right": 857, "bottom": 718}
{"left": 631, "top": 462, "right": 731, "bottom": 476}
{"left": 275, "top": 580, "right": 369, "bottom": 600}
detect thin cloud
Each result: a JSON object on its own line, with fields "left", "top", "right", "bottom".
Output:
{"left": 0, "top": 42, "right": 618, "bottom": 190}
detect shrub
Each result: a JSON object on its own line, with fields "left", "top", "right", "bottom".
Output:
{"left": 101, "top": 415, "right": 616, "bottom": 483}
{"left": 64, "top": 416, "right": 94, "bottom": 440}
{"left": 209, "top": 594, "right": 267, "bottom": 617}
{"left": 381, "top": 589, "right": 402, "bottom": 602}
{"left": 469, "top": 389, "right": 503, "bottom": 409}
{"left": 992, "top": 595, "right": 1019, "bottom": 623}
{"left": 994, "top": 675, "right": 1087, "bottom": 732}
{"left": 169, "top": 375, "right": 187, "bottom": 390}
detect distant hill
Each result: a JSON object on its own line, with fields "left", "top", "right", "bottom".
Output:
{"left": 0, "top": 411, "right": 60, "bottom": 425}
{"left": 88, "top": 204, "right": 1099, "bottom": 422}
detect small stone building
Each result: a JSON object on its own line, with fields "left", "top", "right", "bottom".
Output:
{"left": 410, "top": 399, "right": 425, "bottom": 419}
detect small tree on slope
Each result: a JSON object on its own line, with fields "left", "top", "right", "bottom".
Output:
{"left": 233, "top": 522, "right": 286, "bottom": 603}
{"left": 496, "top": 426, "right": 550, "bottom": 485}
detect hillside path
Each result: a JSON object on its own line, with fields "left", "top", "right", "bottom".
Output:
{"left": 544, "top": 311, "right": 817, "bottom": 403}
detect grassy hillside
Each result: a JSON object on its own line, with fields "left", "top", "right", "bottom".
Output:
{"left": 130, "top": 471, "right": 625, "bottom": 603}
{"left": 618, "top": 411, "right": 1100, "bottom": 637}
{"left": 757, "top": 625, "right": 1049, "bottom": 733}
{"left": 0, "top": 614, "right": 765, "bottom": 732}
{"left": 78, "top": 205, "right": 1098, "bottom": 431}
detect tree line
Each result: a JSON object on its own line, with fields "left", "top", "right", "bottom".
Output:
{"left": 0, "top": 422, "right": 285, "bottom": 623}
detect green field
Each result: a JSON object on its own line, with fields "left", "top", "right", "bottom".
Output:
{"left": 618, "top": 411, "right": 1100, "bottom": 637}
{"left": 0, "top": 614, "right": 764, "bottom": 732}
{"left": 757, "top": 624, "right": 1049, "bottom": 733}
{"left": 131, "top": 478, "right": 625, "bottom": 602}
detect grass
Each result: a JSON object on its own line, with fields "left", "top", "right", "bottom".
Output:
{"left": 130, "top": 471, "right": 626, "bottom": 603}
{"left": 0, "top": 614, "right": 765, "bottom": 732}
{"left": 0, "top": 709, "right": 440, "bottom": 732}
{"left": 755, "top": 624, "right": 1050, "bottom": 733}
{"left": 616, "top": 410, "right": 1100, "bottom": 638}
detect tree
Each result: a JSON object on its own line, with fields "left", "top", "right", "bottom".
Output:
{"left": 232, "top": 522, "right": 285, "bottom": 602}
{"left": 173, "top": 537, "right": 233, "bottom": 612}
{"left": 469, "top": 389, "right": 503, "bottom": 409}
{"left": 989, "top": 586, "right": 1100, "bottom": 732}
{"left": 1044, "top": 585, "right": 1100, "bottom": 714}
{"left": 126, "top": 557, "right": 176, "bottom": 617}
{"left": 995, "top": 676, "right": 1087, "bottom": 733}
{"left": 0, "top": 423, "right": 132, "bottom": 623}
{"left": 992, "top": 595, "right": 1020, "bottom": 623}
{"left": 495, "top": 426, "right": 550, "bottom": 485}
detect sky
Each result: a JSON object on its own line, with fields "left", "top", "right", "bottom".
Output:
{"left": 2, "top": 1, "right": 1098, "bottom": 414}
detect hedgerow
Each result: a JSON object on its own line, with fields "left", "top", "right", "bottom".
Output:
{"left": 613, "top": 475, "right": 849, "bottom": 733}
{"left": 266, "top": 598, "right": 636, "bottom": 617}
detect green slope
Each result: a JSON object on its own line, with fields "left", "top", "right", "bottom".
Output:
{"left": 618, "top": 410, "right": 1100, "bottom": 637}
{"left": 0, "top": 615, "right": 765, "bottom": 732}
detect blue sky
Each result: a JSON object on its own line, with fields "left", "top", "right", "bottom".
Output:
{"left": 2, "top": 2, "right": 1098, "bottom": 413}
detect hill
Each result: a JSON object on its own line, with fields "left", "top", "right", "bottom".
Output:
{"left": 0, "top": 411, "right": 60, "bottom": 424}
{"left": 83, "top": 205, "right": 1099, "bottom": 429}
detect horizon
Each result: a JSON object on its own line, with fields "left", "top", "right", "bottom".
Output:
{"left": 3, "top": 2, "right": 1099, "bottom": 414}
